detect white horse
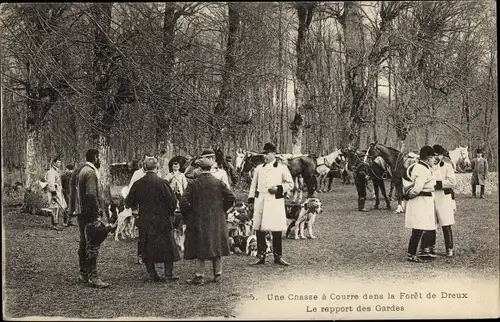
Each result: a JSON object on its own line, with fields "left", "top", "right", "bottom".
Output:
{"left": 448, "top": 146, "right": 471, "bottom": 172}
{"left": 235, "top": 148, "right": 246, "bottom": 173}
{"left": 315, "top": 149, "right": 344, "bottom": 193}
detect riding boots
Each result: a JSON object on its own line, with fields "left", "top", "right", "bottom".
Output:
{"left": 252, "top": 230, "right": 267, "bottom": 265}
{"left": 442, "top": 225, "right": 454, "bottom": 256}
{"left": 358, "top": 198, "right": 369, "bottom": 212}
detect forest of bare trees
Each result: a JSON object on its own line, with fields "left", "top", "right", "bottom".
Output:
{"left": 1, "top": 1, "right": 497, "bottom": 192}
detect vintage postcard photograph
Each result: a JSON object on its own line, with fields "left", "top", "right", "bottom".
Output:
{"left": 2, "top": 1, "right": 498, "bottom": 320}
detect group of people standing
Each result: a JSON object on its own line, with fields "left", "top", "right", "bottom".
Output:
{"left": 41, "top": 141, "right": 489, "bottom": 286}
{"left": 43, "top": 142, "right": 293, "bottom": 288}
{"left": 403, "top": 145, "right": 489, "bottom": 263}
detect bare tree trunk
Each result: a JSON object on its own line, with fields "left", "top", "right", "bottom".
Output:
{"left": 211, "top": 2, "right": 240, "bottom": 146}
{"left": 291, "top": 3, "right": 315, "bottom": 155}
{"left": 339, "top": 2, "right": 366, "bottom": 149}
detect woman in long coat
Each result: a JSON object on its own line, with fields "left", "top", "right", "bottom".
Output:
{"left": 180, "top": 158, "right": 235, "bottom": 284}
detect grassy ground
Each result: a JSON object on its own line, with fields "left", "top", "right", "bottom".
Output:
{"left": 3, "top": 182, "right": 499, "bottom": 319}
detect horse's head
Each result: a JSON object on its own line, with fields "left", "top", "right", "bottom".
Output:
{"left": 458, "top": 146, "right": 470, "bottom": 167}
{"left": 241, "top": 153, "right": 264, "bottom": 175}
{"left": 235, "top": 150, "right": 246, "bottom": 172}
{"left": 213, "top": 147, "right": 229, "bottom": 172}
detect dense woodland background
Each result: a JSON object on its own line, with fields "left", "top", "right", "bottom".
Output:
{"left": 1, "top": 2, "right": 497, "bottom": 196}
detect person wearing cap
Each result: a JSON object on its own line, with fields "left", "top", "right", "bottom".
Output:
{"left": 45, "top": 156, "right": 68, "bottom": 230}
{"left": 71, "top": 148, "right": 110, "bottom": 288}
{"left": 165, "top": 161, "right": 188, "bottom": 209}
{"left": 128, "top": 153, "right": 154, "bottom": 265}
{"left": 420, "top": 145, "right": 457, "bottom": 258}
{"left": 248, "top": 142, "right": 295, "bottom": 266}
{"left": 180, "top": 157, "right": 236, "bottom": 285}
{"left": 470, "top": 148, "right": 488, "bottom": 199}
{"left": 403, "top": 145, "right": 437, "bottom": 263}
{"left": 125, "top": 156, "right": 181, "bottom": 282}
{"left": 194, "top": 149, "right": 231, "bottom": 189}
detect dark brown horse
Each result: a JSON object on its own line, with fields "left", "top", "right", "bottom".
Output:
{"left": 342, "top": 147, "right": 391, "bottom": 209}
{"left": 367, "top": 142, "right": 419, "bottom": 213}
{"left": 240, "top": 152, "right": 317, "bottom": 201}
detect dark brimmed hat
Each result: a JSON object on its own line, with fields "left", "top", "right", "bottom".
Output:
{"left": 432, "top": 145, "right": 446, "bottom": 155}
{"left": 198, "top": 158, "right": 215, "bottom": 168}
{"left": 200, "top": 149, "right": 215, "bottom": 157}
{"left": 476, "top": 148, "right": 483, "bottom": 154}
{"left": 419, "top": 145, "right": 436, "bottom": 160}
{"left": 262, "top": 142, "right": 277, "bottom": 154}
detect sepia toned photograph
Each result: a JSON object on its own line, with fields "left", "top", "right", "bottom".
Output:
{"left": 1, "top": 1, "right": 498, "bottom": 320}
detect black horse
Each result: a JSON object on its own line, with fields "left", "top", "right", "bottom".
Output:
{"left": 342, "top": 147, "right": 391, "bottom": 209}
{"left": 240, "top": 152, "right": 317, "bottom": 200}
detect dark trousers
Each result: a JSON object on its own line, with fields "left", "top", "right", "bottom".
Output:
{"left": 134, "top": 214, "right": 143, "bottom": 257}
{"left": 256, "top": 230, "right": 282, "bottom": 258}
{"left": 355, "top": 182, "right": 367, "bottom": 198}
{"left": 472, "top": 184, "right": 485, "bottom": 197}
{"left": 145, "top": 260, "right": 174, "bottom": 279}
{"left": 421, "top": 226, "right": 454, "bottom": 250}
{"left": 78, "top": 215, "right": 102, "bottom": 279}
{"left": 407, "top": 229, "right": 435, "bottom": 256}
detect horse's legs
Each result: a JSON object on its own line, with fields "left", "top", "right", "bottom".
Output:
{"left": 389, "top": 181, "right": 394, "bottom": 201}
{"left": 327, "top": 173, "right": 334, "bottom": 192}
{"left": 379, "top": 180, "right": 390, "bottom": 208}
{"left": 373, "top": 180, "right": 380, "bottom": 209}
{"left": 395, "top": 183, "right": 404, "bottom": 214}
{"left": 319, "top": 173, "right": 327, "bottom": 192}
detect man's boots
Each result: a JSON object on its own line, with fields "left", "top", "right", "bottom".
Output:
{"left": 145, "top": 261, "right": 161, "bottom": 282}
{"left": 358, "top": 198, "right": 369, "bottom": 212}
{"left": 443, "top": 225, "right": 454, "bottom": 257}
{"left": 252, "top": 231, "right": 267, "bottom": 265}
{"left": 87, "top": 258, "right": 110, "bottom": 288}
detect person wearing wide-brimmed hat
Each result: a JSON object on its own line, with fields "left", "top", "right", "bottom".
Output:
{"left": 403, "top": 145, "right": 437, "bottom": 263}
{"left": 470, "top": 148, "right": 488, "bottom": 199}
{"left": 247, "top": 142, "right": 294, "bottom": 266}
{"left": 180, "top": 157, "right": 236, "bottom": 285}
{"left": 420, "top": 144, "right": 456, "bottom": 258}
{"left": 165, "top": 161, "right": 188, "bottom": 209}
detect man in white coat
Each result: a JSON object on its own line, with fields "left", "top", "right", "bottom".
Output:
{"left": 248, "top": 142, "right": 294, "bottom": 266}
{"left": 420, "top": 145, "right": 456, "bottom": 258}
{"left": 46, "top": 156, "right": 68, "bottom": 230}
{"left": 403, "top": 145, "right": 437, "bottom": 263}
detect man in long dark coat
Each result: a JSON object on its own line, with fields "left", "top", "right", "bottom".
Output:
{"left": 180, "top": 158, "right": 236, "bottom": 285}
{"left": 125, "top": 157, "right": 181, "bottom": 282}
